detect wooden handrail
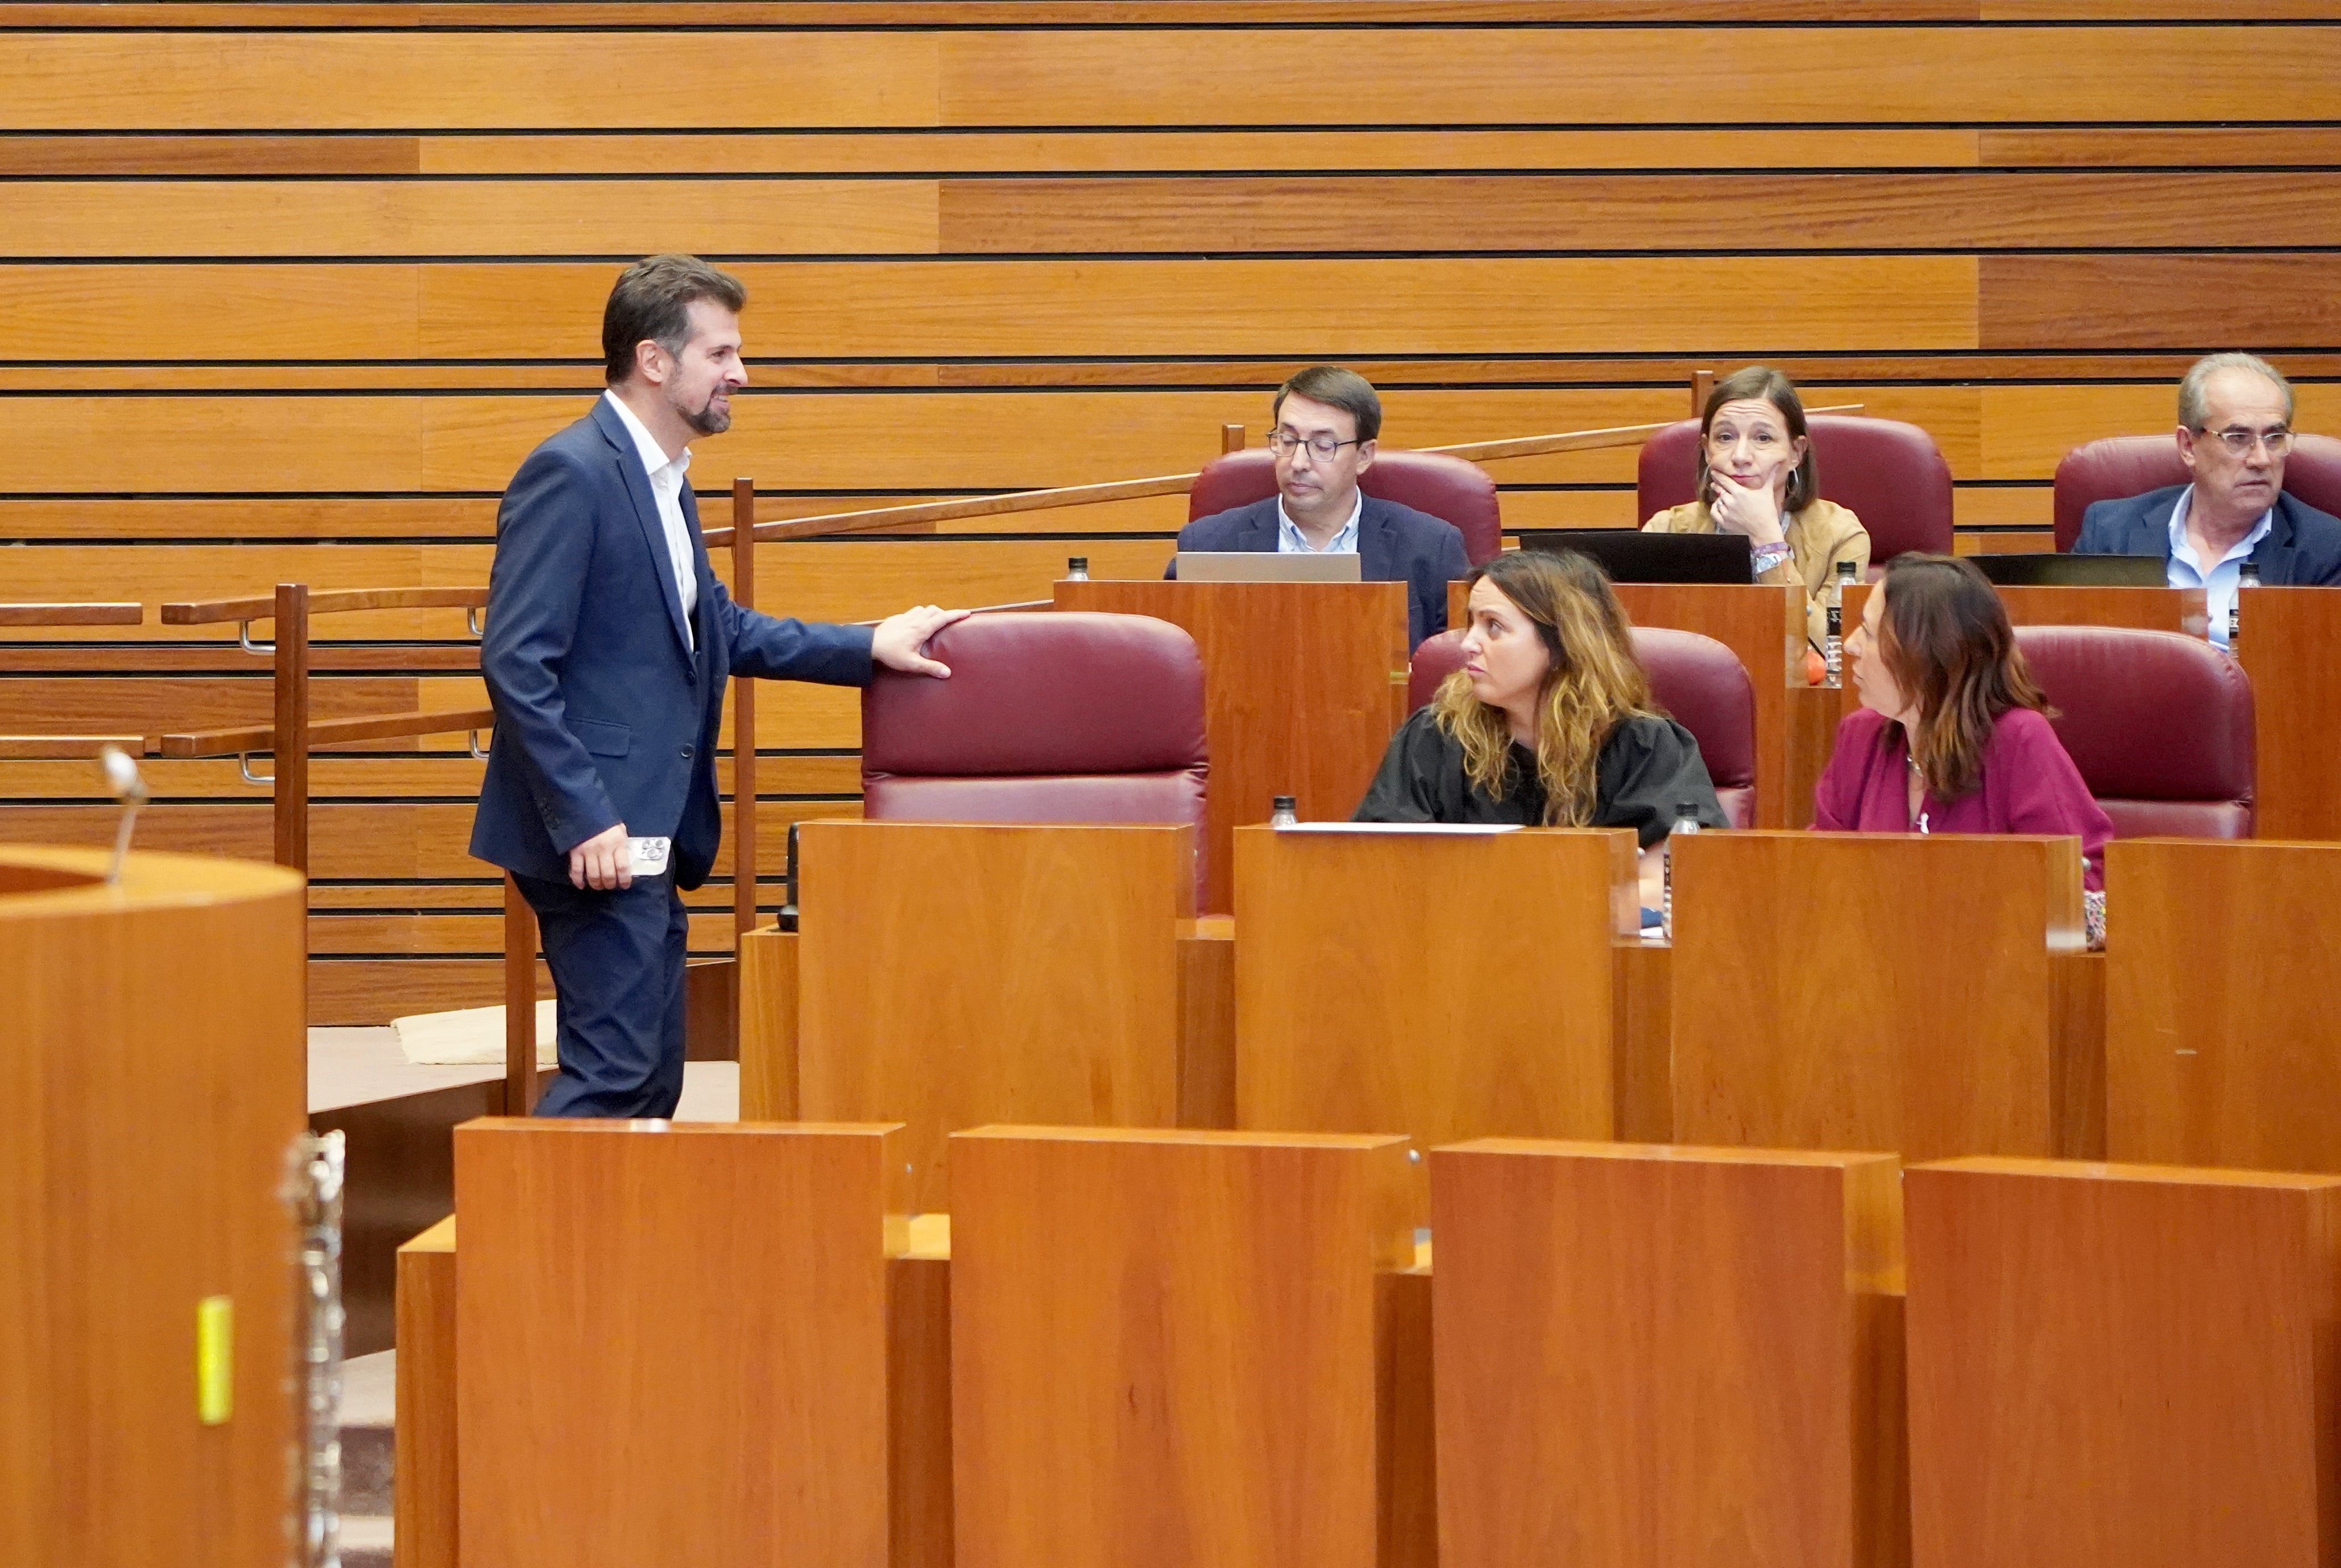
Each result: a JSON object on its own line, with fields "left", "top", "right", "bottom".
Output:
{"left": 160, "top": 707, "right": 495, "bottom": 759}
{"left": 701, "top": 406, "right": 1863, "bottom": 548}
{"left": 0, "top": 735, "right": 149, "bottom": 758}
{"left": 0, "top": 603, "right": 142, "bottom": 626}
{"left": 160, "top": 586, "right": 488, "bottom": 626}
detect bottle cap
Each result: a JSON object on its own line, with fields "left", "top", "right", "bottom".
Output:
{"left": 1067, "top": 555, "right": 1089, "bottom": 571}
{"left": 1835, "top": 559, "right": 1858, "bottom": 577}
{"left": 1272, "top": 795, "right": 1296, "bottom": 811}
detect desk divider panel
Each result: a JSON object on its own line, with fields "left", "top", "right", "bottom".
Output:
{"left": 1906, "top": 1157, "right": 2341, "bottom": 1568}
{"left": 1234, "top": 823, "right": 1634, "bottom": 1146}
{"left": 949, "top": 1125, "right": 1423, "bottom": 1568}
{"left": 1671, "top": 831, "right": 2088, "bottom": 1162}
{"left": 1056, "top": 579, "right": 1410, "bottom": 912}
{"left": 454, "top": 1120, "right": 914, "bottom": 1568}
{"left": 794, "top": 819, "right": 1195, "bottom": 1211}
{"left": 1433, "top": 1139, "right": 1906, "bottom": 1568}
{"left": 2237, "top": 586, "right": 2341, "bottom": 839}
{"left": 2107, "top": 838, "right": 2341, "bottom": 1173}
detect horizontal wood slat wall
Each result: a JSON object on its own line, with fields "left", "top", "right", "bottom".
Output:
{"left": 2, "top": 6, "right": 2331, "bottom": 1018}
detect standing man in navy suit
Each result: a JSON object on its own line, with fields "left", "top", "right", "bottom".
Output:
{"left": 1169, "top": 366, "right": 1469, "bottom": 651}
{"left": 2074, "top": 351, "right": 2341, "bottom": 648}
{"left": 471, "top": 255, "right": 965, "bottom": 1117}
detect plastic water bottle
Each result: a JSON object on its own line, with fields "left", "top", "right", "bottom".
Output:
{"left": 1824, "top": 559, "right": 1857, "bottom": 687}
{"left": 1065, "top": 556, "right": 1090, "bottom": 582}
{"left": 1661, "top": 802, "right": 1703, "bottom": 940}
{"left": 1270, "top": 795, "right": 1299, "bottom": 828}
{"left": 2232, "top": 560, "right": 2260, "bottom": 650}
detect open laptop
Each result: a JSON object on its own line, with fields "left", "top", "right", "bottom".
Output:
{"left": 1515, "top": 529, "right": 1754, "bottom": 585}
{"left": 1174, "top": 551, "right": 1364, "bottom": 584}
{"left": 1966, "top": 553, "right": 2168, "bottom": 588}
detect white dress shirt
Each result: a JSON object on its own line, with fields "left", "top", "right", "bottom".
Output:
{"left": 602, "top": 389, "right": 700, "bottom": 648}
{"left": 1276, "top": 487, "right": 1364, "bottom": 555}
{"left": 2165, "top": 484, "right": 2272, "bottom": 651}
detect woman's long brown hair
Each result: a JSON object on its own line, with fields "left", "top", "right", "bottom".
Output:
{"left": 1430, "top": 550, "right": 1656, "bottom": 825}
{"left": 1875, "top": 554, "right": 2051, "bottom": 800}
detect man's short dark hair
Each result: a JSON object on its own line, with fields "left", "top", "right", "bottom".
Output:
{"left": 602, "top": 254, "right": 748, "bottom": 385}
{"left": 1272, "top": 366, "right": 1382, "bottom": 444}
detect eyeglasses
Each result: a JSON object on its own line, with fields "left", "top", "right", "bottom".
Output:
{"left": 2196, "top": 425, "right": 2295, "bottom": 457}
{"left": 1266, "top": 430, "right": 1363, "bottom": 461}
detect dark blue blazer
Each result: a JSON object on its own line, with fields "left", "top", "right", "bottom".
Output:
{"left": 470, "top": 399, "right": 873, "bottom": 889}
{"left": 2074, "top": 484, "right": 2341, "bottom": 586}
{"left": 1166, "top": 495, "right": 1471, "bottom": 651}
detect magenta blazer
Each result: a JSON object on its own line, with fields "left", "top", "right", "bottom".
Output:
{"left": 1814, "top": 706, "right": 2114, "bottom": 891}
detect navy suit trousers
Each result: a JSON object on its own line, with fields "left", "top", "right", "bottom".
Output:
{"left": 516, "top": 870, "right": 690, "bottom": 1119}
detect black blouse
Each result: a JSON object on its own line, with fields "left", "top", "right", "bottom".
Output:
{"left": 1352, "top": 707, "right": 1730, "bottom": 848}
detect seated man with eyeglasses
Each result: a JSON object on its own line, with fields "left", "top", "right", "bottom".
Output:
{"left": 2074, "top": 351, "right": 2341, "bottom": 647}
{"left": 1168, "top": 365, "right": 1469, "bottom": 651}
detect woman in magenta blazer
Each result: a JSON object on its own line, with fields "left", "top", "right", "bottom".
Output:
{"left": 1821, "top": 555, "right": 2113, "bottom": 922}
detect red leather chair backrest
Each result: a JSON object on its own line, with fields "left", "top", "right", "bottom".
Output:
{"left": 1636, "top": 414, "right": 1955, "bottom": 564}
{"left": 861, "top": 612, "right": 1211, "bottom": 896}
{"left": 1404, "top": 624, "right": 1757, "bottom": 827}
{"left": 1187, "top": 447, "right": 1502, "bottom": 565}
{"left": 2013, "top": 624, "right": 2255, "bottom": 838}
{"left": 2050, "top": 433, "right": 2341, "bottom": 552}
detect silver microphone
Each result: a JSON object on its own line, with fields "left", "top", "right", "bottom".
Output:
{"left": 99, "top": 743, "right": 148, "bottom": 884}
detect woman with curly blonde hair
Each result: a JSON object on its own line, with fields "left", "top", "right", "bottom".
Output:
{"left": 1354, "top": 550, "right": 1728, "bottom": 894}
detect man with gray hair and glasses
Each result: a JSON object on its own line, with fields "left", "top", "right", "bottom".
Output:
{"left": 2075, "top": 351, "right": 2341, "bottom": 647}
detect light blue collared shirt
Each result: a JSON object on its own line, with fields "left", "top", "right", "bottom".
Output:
{"left": 2166, "top": 485, "right": 2272, "bottom": 650}
{"left": 1276, "top": 488, "right": 1363, "bottom": 555}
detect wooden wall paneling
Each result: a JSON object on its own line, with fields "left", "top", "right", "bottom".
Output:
{"left": 454, "top": 1120, "right": 910, "bottom": 1568}
{"left": 2105, "top": 839, "right": 2341, "bottom": 1174}
{"left": 0, "top": 180, "right": 939, "bottom": 258}
{"left": 393, "top": 1215, "right": 458, "bottom": 1568}
{"left": 938, "top": 172, "right": 2341, "bottom": 255}
{"left": 1433, "top": 1140, "right": 1907, "bottom": 1568}
{"left": 0, "top": 133, "right": 423, "bottom": 174}
{"left": 1670, "top": 831, "right": 2085, "bottom": 1162}
{"left": 1983, "top": 254, "right": 2341, "bottom": 353}
{"left": 1233, "top": 825, "right": 1634, "bottom": 1146}
{"left": 948, "top": 1125, "right": 1419, "bottom": 1568}
{"left": 935, "top": 27, "right": 2341, "bottom": 127}
{"left": 1905, "top": 1158, "right": 2341, "bottom": 1568}
{"left": 0, "top": 32, "right": 944, "bottom": 129}
{"left": 793, "top": 821, "right": 1193, "bottom": 1211}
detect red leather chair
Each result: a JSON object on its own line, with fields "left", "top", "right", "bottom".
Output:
{"left": 1187, "top": 447, "right": 1503, "bottom": 565}
{"left": 2051, "top": 433, "right": 2341, "bottom": 552}
{"left": 2014, "top": 624, "right": 2255, "bottom": 838}
{"left": 1635, "top": 414, "right": 1955, "bottom": 565}
{"left": 1405, "top": 625, "right": 1758, "bottom": 827}
{"left": 861, "top": 611, "right": 1211, "bottom": 896}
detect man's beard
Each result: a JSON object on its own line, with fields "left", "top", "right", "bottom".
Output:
{"left": 680, "top": 392, "right": 731, "bottom": 437}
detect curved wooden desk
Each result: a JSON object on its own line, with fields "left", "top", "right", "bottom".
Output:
{"left": 0, "top": 846, "right": 306, "bottom": 1566}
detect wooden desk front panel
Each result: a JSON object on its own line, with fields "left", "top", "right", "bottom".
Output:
{"left": 795, "top": 820, "right": 1192, "bottom": 1210}
{"left": 2238, "top": 588, "right": 2341, "bottom": 840}
{"left": 1434, "top": 1141, "right": 1906, "bottom": 1568}
{"left": 1906, "top": 1158, "right": 2341, "bottom": 1568}
{"left": 454, "top": 1120, "right": 904, "bottom": 1568}
{"left": 1234, "top": 825, "right": 1634, "bottom": 1146}
{"left": 1057, "top": 579, "right": 1410, "bottom": 911}
{"left": 1613, "top": 582, "right": 1807, "bottom": 829}
{"left": 1671, "top": 831, "right": 2083, "bottom": 1162}
{"left": 2107, "top": 838, "right": 2341, "bottom": 1173}
{"left": 949, "top": 1125, "right": 1417, "bottom": 1568}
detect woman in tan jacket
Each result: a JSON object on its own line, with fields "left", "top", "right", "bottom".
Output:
{"left": 1642, "top": 365, "right": 1869, "bottom": 653}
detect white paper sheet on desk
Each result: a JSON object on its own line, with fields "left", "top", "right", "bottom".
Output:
{"left": 392, "top": 998, "right": 558, "bottom": 1066}
{"left": 1273, "top": 821, "right": 1523, "bottom": 835}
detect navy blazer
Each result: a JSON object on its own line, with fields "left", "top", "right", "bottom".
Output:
{"left": 2074, "top": 484, "right": 2341, "bottom": 586}
{"left": 470, "top": 399, "right": 873, "bottom": 889}
{"left": 1166, "top": 495, "right": 1471, "bottom": 651}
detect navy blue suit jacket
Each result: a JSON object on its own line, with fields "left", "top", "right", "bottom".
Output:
{"left": 2074, "top": 484, "right": 2341, "bottom": 586}
{"left": 1166, "top": 494, "right": 1471, "bottom": 651}
{"left": 470, "top": 399, "right": 873, "bottom": 889}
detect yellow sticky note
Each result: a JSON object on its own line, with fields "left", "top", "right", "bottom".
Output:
{"left": 195, "top": 1296, "right": 232, "bottom": 1426}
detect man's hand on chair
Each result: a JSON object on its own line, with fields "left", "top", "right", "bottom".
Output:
{"left": 872, "top": 605, "right": 970, "bottom": 678}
